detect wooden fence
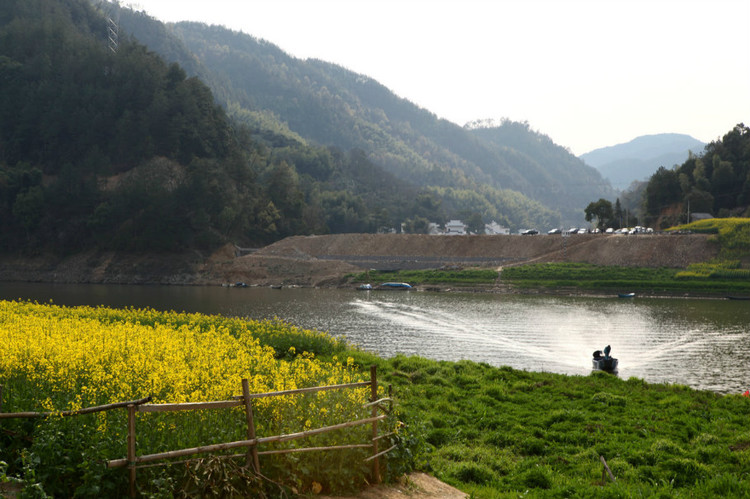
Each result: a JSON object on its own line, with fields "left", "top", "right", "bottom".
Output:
{"left": 0, "top": 365, "right": 395, "bottom": 498}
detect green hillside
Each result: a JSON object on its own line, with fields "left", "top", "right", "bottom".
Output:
{"left": 114, "top": 11, "right": 612, "bottom": 226}
{"left": 0, "top": 0, "right": 441, "bottom": 254}
{"left": 0, "top": 0, "right": 579, "bottom": 257}
{"left": 642, "top": 124, "right": 750, "bottom": 227}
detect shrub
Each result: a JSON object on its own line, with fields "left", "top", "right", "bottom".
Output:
{"left": 450, "top": 462, "right": 496, "bottom": 485}
{"left": 591, "top": 392, "right": 627, "bottom": 407}
{"left": 426, "top": 428, "right": 453, "bottom": 447}
{"left": 520, "top": 465, "right": 553, "bottom": 489}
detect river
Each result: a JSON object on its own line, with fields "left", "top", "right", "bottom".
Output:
{"left": 1, "top": 283, "right": 748, "bottom": 394}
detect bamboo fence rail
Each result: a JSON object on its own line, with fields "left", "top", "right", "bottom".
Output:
{"left": 0, "top": 367, "right": 394, "bottom": 498}
{"left": 0, "top": 396, "right": 152, "bottom": 419}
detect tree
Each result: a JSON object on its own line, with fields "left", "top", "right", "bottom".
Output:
{"left": 710, "top": 155, "right": 736, "bottom": 212}
{"left": 12, "top": 185, "right": 44, "bottom": 236}
{"left": 613, "top": 198, "right": 623, "bottom": 229}
{"left": 464, "top": 212, "right": 485, "bottom": 234}
{"left": 645, "top": 167, "right": 682, "bottom": 217}
{"left": 584, "top": 198, "right": 613, "bottom": 231}
{"left": 402, "top": 216, "right": 430, "bottom": 234}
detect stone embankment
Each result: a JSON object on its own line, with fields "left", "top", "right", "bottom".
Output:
{"left": 0, "top": 233, "right": 718, "bottom": 287}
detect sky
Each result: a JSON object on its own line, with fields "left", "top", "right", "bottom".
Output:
{"left": 129, "top": 0, "right": 749, "bottom": 155}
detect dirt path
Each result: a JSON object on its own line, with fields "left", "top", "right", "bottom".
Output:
{"left": 320, "top": 473, "right": 467, "bottom": 499}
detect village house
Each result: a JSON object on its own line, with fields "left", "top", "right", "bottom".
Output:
{"left": 484, "top": 221, "right": 510, "bottom": 235}
{"left": 444, "top": 220, "right": 467, "bottom": 235}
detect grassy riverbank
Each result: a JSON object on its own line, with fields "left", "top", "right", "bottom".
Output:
{"left": 502, "top": 219, "right": 750, "bottom": 297}
{"left": 347, "top": 219, "right": 750, "bottom": 297}
{"left": 358, "top": 353, "right": 750, "bottom": 498}
{"left": 348, "top": 268, "right": 499, "bottom": 287}
{"left": 500, "top": 261, "right": 750, "bottom": 296}
{"left": 3, "top": 301, "right": 750, "bottom": 497}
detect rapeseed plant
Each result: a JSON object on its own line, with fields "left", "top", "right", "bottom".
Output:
{"left": 0, "top": 300, "right": 393, "bottom": 496}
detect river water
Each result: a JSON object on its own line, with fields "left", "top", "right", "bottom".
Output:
{"left": 1, "top": 283, "right": 749, "bottom": 394}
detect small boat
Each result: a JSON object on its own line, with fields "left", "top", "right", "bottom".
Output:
{"left": 592, "top": 345, "right": 618, "bottom": 372}
{"left": 377, "top": 282, "right": 412, "bottom": 290}
{"left": 618, "top": 292, "right": 635, "bottom": 298}
{"left": 593, "top": 356, "right": 619, "bottom": 371}
{"left": 726, "top": 295, "right": 750, "bottom": 300}
{"left": 357, "top": 283, "right": 373, "bottom": 291}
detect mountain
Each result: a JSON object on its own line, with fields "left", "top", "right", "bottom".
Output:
{"left": 0, "top": 0, "right": 617, "bottom": 259}
{"left": 111, "top": 9, "right": 614, "bottom": 226}
{"left": 580, "top": 134, "right": 706, "bottom": 191}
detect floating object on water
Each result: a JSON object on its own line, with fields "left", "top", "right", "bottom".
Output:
{"left": 592, "top": 345, "right": 618, "bottom": 371}
{"left": 618, "top": 292, "right": 635, "bottom": 298}
{"left": 377, "top": 282, "right": 412, "bottom": 290}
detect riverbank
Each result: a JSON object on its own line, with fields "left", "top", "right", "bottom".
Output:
{"left": 4, "top": 301, "right": 750, "bottom": 497}
{"left": 0, "top": 233, "right": 720, "bottom": 289}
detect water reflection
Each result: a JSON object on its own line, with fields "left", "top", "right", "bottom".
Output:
{"left": 1, "top": 283, "right": 748, "bottom": 394}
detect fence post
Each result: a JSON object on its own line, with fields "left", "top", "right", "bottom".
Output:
{"left": 370, "top": 365, "right": 380, "bottom": 484}
{"left": 127, "top": 404, "right": 137, "bottom": 498}
{"left": 241, "top": 378, "right": 261, "bottom": 474}
{"left": 600, "top": 455, "right": 616, "bottom": 485}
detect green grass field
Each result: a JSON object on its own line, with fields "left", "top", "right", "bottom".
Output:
{"left": 357, "top": 352, "right": 750, "bottom": 498}
{"left": 3, "top": 301, "right": 750, "bottom": 497}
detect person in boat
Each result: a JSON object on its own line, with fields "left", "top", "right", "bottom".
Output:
{"left": 603, "top": 345, "right": 611, "bottom": 359}
{"left": 593, "top": 350, "right": 603, "bottom": 359}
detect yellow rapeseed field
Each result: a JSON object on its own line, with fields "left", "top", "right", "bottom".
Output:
{"left": 0, "top": 300, "right": 390, "bottom": 495}
{"left": 0, "top": 300, "right": 369, "bottom": 418}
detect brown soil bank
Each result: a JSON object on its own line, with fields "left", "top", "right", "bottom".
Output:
{"left": 0, "top": 233, "right": 718, "bottom": 287}
{"left": 254, "top": 232, "right": 717, "bottom": 270}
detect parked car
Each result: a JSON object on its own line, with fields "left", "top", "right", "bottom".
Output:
{"left": 548, "top": 228, "right": 562, "bottom": 234}
{"left": 521, "top": 229, "right": 539, "bottom": 235}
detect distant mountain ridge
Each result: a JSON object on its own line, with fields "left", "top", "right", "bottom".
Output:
{"left": 580, "top": 134, "right": 706, "bottom": 190}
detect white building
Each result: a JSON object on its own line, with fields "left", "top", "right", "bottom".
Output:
{"left": 445, "top": 219, "right": 467, "bottom": 235}
{"left": 427, "top": 223, "right": 442, "bottom": 235}
{"left": 485, "top": 221, "right": 510, "bottom": 235}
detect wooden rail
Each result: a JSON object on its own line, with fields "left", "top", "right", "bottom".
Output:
{"left": 115, "top": 366, "right": 388, "bottom": 497}
{"left": 600, "top": 455, "right": 616, "bottom": 485}
{"left": 1, "top": 367, "right": 394, "bottom": 498}
{"left": 106, "top": 415, "right": 387, "bottom": 468}
{"left": 0, "top": 396, "right": 152, "bottom": 419}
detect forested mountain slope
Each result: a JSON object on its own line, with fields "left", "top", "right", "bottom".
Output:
{"left": 0, "top": 0, "right": 430, "bottom": 254}
{"left": 0, "top": 0, "right": 614, "bottom": 260}
{"left": 113, "top": 9, "right": 613, "bottom": 225}
{"left": 641, "top": 124, "right": 750, "bottom": 227}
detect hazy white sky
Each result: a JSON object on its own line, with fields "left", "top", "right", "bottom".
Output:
{"left": 131, "top": 0, "right": 749, "bottom": 155}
